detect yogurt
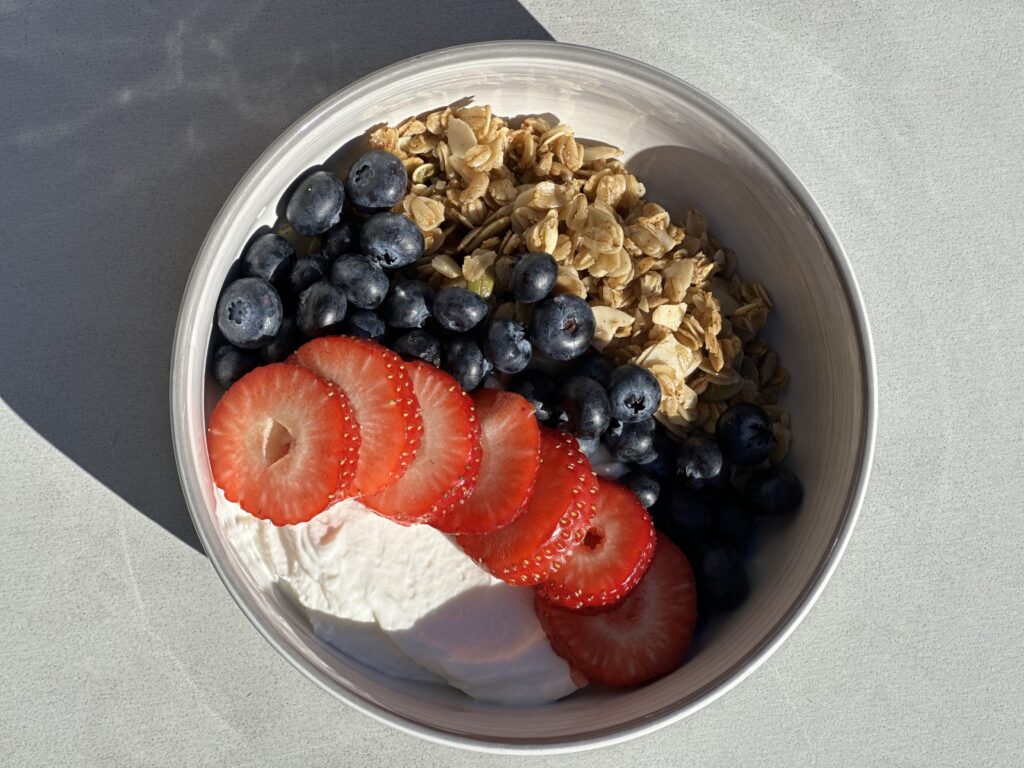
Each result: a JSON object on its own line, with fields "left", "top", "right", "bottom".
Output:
{"left": 216, "top": 489, "right": 582, "bottom": 705}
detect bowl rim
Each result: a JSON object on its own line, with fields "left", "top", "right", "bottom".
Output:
{"left": 170, "top": 39, "right": 877, "bottom": 754}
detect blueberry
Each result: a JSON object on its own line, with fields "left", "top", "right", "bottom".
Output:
{"left": 556, "top": 375, "right": 611, "bottom": 438}
{"left": 296, "top": 281, "right": 347, "bottom": 337}
{"left": 744, "top": 467, "right": 803, "bottom": 515}
{"left": 242, "top": 232, "right": 295, "bottom": 286}
{"left": 633, "top": 430, "right": 678, "bottom": 479}
{"left": 345, "top": 150, "right": 407, "bottom": 213}
{"left": 444, "top": 337, "right": 491, "bottom": 391}
{"left": 507, "top": 370, "right": 557, "bottom": 422}
{"left": 608, "top": 364, "right": 661, "bottom": 423}
{"left": 339, "top": 308, "right": 384, "bottom": 340}
{"left": 288, "top": 256, "right": 328, "bottom": 304}
{"left": 568, "top": 352, "right": 614, "bottom": 389}
{"left": 716, "top": 402, "right": 776, "bottom": 465}
{"left": 528, "top": 294, "right": 595, "bottom": 361}
{"left": 484, "top": 318, "right": 531, "bottom": 374}
{"left": 331, "top": 255, "right": 389, "bottom": 309}
{"left": 621, "top": 471, "right": 660, "bottom": 509}
{"left": 576, "top": 434, "right": 601, "bottom": 458}
{"left": 216, "top": 277, "right": 282, "bottom": 349}
{"left": 383, "top": 280, "right": 433, "bottom": 329}
{"left": 261, "top": 317, "right": 301, "bottom": 363}
{"left": 212, "top": 344, "right": 260, "bottom": 390}
{"left": 656, "top": 485, "right": 717, "bottom": 554}
{"left": 393, "top": 329, "right": 442, "bottom": 366}
{"left": 604, "top": 417, "right": 656, "bottom": 463}
{"left": 696, "top": 541, "right": 750, "bottom": 611}
{"left": 509, "top": 251, "right": 558, "bottom": 303}
{"left": 361, "top": 212, "right": 424, "bottom": 269}
{"left": 322, "top": 219, "right": 360, "bottom": 260}
{"left": 285, "top": 170, "right": 345, "bottom": 236}
{"left": 677, "top": 432, "right": 730, "bottom": 490}
{"left": 716, "top": 497, "right": 753, "bottom": 551}
{"left": 433, "top": 287, "right": 489, "bottom": 333}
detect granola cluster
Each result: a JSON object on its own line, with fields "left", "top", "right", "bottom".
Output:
{"left": 369, "top": 104, "right": 790, "bottom": 459}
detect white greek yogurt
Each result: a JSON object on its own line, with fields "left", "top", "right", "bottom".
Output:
{"left": 216, "top": 489, "right": 582, "bottom": 705}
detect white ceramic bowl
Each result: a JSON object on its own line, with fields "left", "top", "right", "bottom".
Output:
{"left": 171, "top": 41, "right": 876, "bottom": 753}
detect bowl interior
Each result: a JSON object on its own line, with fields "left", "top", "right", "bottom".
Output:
{"left": 173, "top": 43, "right": 870, "bottom": 751}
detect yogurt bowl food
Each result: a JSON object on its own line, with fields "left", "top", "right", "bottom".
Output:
{"left": 171, "top": 41, "right": 875, "bottom": 752}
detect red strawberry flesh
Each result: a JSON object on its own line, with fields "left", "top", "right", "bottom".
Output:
{"left": 434, "top": 388, "right": 541, "bottom": 535}
{"left": 207, "top": 362, "right": 360, "bottom": 525}
{"left": 364, "top": 361, "right": 481, "bottom": 526}
{"left": 535, "top": 533, "right": 698, "bottom": 688}
{"left": 537, "top": 477, "right": 656, "bottom": 610}
{"left": 294, "top": 336, "right": 422, "bottom": 497}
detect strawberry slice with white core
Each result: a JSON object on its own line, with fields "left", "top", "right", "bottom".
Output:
{"left": 294, "top": 336, "right": 422, "bottom": 496}
{"left": 537, "top": 477, "right": 656, "bottom": 610}
{"left": 207, "top": 362, "right": 360, "bottom": 525}
{"left": 434, "top": 388, "right": 541, "bottom": 535}
{"left": 535, "top": 533, "right": 697, "bottom": 688}
{"left": 364, "top": 361, "right": 481, "bottom": 526}
{"left": 459, "top": 428, "right": 598, "bottom": 585}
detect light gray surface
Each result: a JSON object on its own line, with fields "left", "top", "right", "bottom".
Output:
{"left": 1, "top": 1, "right": 1022, "bottom": 765}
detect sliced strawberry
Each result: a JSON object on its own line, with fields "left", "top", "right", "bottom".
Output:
{"left": 294, "top": 336, "right": 422, "bottom": 496}
{"left": 459, "top": 429, "right": 598, "bottom": 585}
{"left": 537, "top": 477, "right": 656, "bottom": 610}
{"left": 434, "top": 388, "right": 541, "bottom": 535}
{"left": 535, "top": 533, "right": 697, "bottom": 688}
{"left": 364, "top": 361, "right": 481, "bottom": 525}
{"left": 207, "top": 363, "right": 360, "bottom": 525}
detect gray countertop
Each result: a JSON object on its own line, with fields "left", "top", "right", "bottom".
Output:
{"left": 2, "top": 1, "right": 1022, "bottom": 765}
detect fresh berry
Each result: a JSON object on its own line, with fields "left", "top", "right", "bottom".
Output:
{"left": 655, "top": 485, "right": 717, "bottom": 554}
{"left": 383, "top": 280, "right": 433, "bottom": 328}
{"left": 528, "top": 294, "right": 595, "bottom": 361}
{"left": 361, "top": 212, "right": 424, "bottom": 269}
{"left": 331, "top": 255, "right": 389, "bottom": 309}
{"left": 507, "top": 370, "right": 557, "bottom": 422}
{"left": 242, "top": 232, "right": 296, "bottom": 286}
{"left": 342, "top": 308, "right": 385, "bottom": 340}
{"left": 568, "top": 352, "right": 614, "bottom": 389}
{"left": 535, "top": 533, "right": 697, "bottom": 688}
{"left": 604, "top": 417, "right": 655, "bottom": 463}
{"left": 633, "top": 430, "right": 677, "bottom": 479}
{"left": 459, "top": 429, "right": 597, "bottom": 585}
{"left": 345, "top": 150, "right": 407, "bottom": 213}
{"left": 433, "top": 287, "right": 489, "bottom": 333}
{"left": 575, "top": 434, "right": 600, "bottom": 458}
{"left": 285, "top": 170, "right": 345, "bottom": 236}
{"left": 288, "top": 256, "right": 328, "bottom": 305}
{"left": 216, "top": 277, "right": 283, "bottom": 349}
{"left": 510, "top": 251, "right": 558, "bottom": 303}
{"left": 621, "top": 471, "right": 660, "bottom": 509}
{"left": 608, "top": 364, "right": 661, "bottom": 423}
{"left": 364, "top": 361, "right": 481, "bottom": 524}
{"left": 537, "top": 477, "right": 656, "bottom": 610}
{"left": 296, "top": 281, "right": 347, "bottom": 337}
{"left": 393, "top": 329, "right": 442, "bottom": 367}
{"left": 443, "top": 336, "right": 491, "bottom": 391}
{"left": 435, "top": 389, "right": 541, "bottom": 534}
{"left": 484, "top": 318, "right": 531, "bottom": 374}
{"left": 556, "top": 376, "right": 611, "bottom": 438}
{"left": 294, "top": 336, "right": 422, "bottom": 497}
{"left": 207, "top": 363, "right": 360, "bottom": 524}
{"left": 696, "top": 541, "right": 749, "bottom": 611}
{"left": 744, "top": 467, "right": 803, "bottom": 515}
{"left": 715, "top": 402, "right": 775, "bottom": 465}
{"left": 321, "top": 218, "right": 360, "bottom": 260}
{"left": 716, "top": 498, "right": 753, "bottom": 551}
{"left": 212, "top": 344, "right": 260, "bottom": 390}
{"left": 677, "top": 432, "right": 730, "bottom": 490}
{"left": 261, "top": 317, "right": 301, "bottom": 363}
